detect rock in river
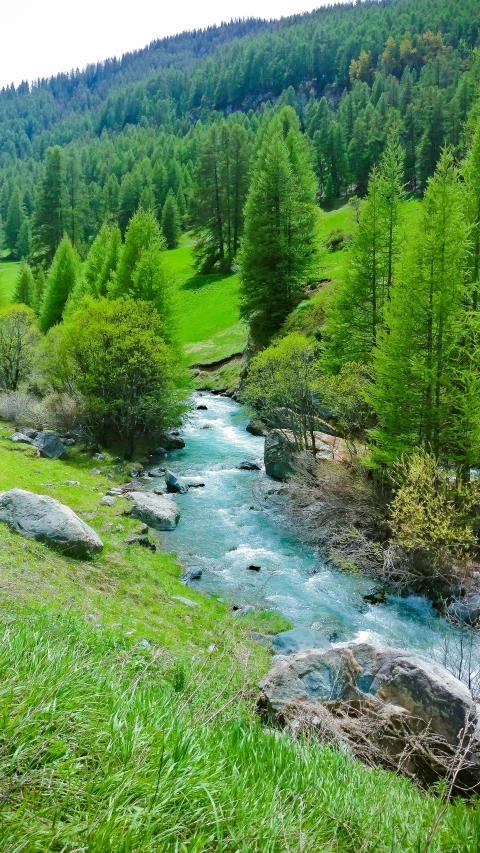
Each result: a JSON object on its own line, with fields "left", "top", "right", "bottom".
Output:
{"left": 272, "top": 627, "right": 330, "bottom": 656}
{"left": 0, "top": 488, "right": 103, "bottom": 557}
{"left": 126, "top": 491, "right": 180, "bottom": 530}
{"left": 165, "top": 470, "right": 189, "bottom": 494}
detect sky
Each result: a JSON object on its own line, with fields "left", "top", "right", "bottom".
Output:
{"left": 0, "top": 0, "right": 331, "bottom": 89}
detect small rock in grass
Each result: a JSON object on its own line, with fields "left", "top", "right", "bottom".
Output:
{"left": 99, "top": 495, "right": 116, "bottom": 507}
{"left": 123, "top": 535, "right": 156, "bottom": 552}
{"left": 9, "top": 432, "right": 34, "bottom": 445}
{"left": 65, "top": 480, "right": 80, "bottom": 486}
{"left": 232, "top": 605, "right": 254, "bottom": 617}
{"left": 107, "top": 488, "right": 123, "bottom": 496}
{"left": 93, "top": 452, "right": 105, "bottom": 460}
{"left": 91, "top": 468, "right": 102, "bottom": 475}
{"left": 63, "top": 438, "right": 76, "bottom": 446}
{"left": 172, "top": 595, "right": 199, "bottom": 608}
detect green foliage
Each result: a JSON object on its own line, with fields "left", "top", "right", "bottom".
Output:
{"left": 4, "top": 186, "right": 25, "bottom": 256}
{"left": 0, "top": 304, "right": 38, "bottom": 391}
{"left": 240, "top": 108, "right": 318, "bottom": 345}
{"left": 191, "top": 121, "right": 251, "bottom": 272}
{"left": 390, "top": 451, "right": 476, "bottom": 557}
{"left": 44, "top": 297, "right": 185, "bottom": 456}
{"left": 319, "top": 362, "right": 372, "bottom": 449}
{"left": 31, "top": 146, "right": 66, "bottom": 268}
{"left": 161, "top": 188, "right": 181, "bottom": 249}
{"left": 323, "top": 132, "right": 404, "bottom": 371}
{"left": 244, "top": 333, "right": 320, "bottom": 450}
{"left": 13, "top": 260, "right": 36, "bottom": 307}
{"left": 113, "top": 208, "right": 165, "bottom": 294}
{"left": 39, "top": 236, "right": 81, "bottom": 332}
{"left": 15, "top": 217, "right": 30, "bottom": 260}
{"left": 369, "top": 149, "right": 480, "bottom": 470}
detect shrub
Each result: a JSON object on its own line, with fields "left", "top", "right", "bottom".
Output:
{"left": 0, "top": 304, "right": 39, "bottom": 391}
{"left": 43, "top": 296, "right": 186, "bottom": 457}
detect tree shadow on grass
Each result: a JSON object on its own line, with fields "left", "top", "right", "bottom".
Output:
{"left": 180, "top": 272, "right": 235, "bottom": 292}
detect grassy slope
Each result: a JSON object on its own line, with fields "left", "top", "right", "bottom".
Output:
{"left": 1, "top": 209, "right": 479, "bottom": 847}
{"left": 168, "top": 238, "right": 248, "bottom": 367}
{"left": 0, "top": 441, "right": 476, "bottom": 851}
{"left": 0, "top": 259, "right": 20, "bottom": 305}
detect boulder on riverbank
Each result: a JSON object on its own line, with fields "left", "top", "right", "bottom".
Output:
{"left": 0, "top": 488, "right": 103, "bottom": 557}
{"left": 246, "top": 417, "right": 267, "bottom": 437}
{"left": 264, "top": 430, "right": 296, "bottom": 480}
{"left": 33, "top": 432, "right": 68, "bottom": 459}
{"left": 159, "top": 433, "right": 185, "bottom": 451}
{"left": 126, "top": 491, "right": 180, "bottom": 530}
{"left": 258, "top": 642, "right": 480, "bottom": 792}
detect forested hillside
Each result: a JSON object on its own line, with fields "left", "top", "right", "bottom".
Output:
{"left": 1, "top": 0, "right": 480, "bottom": 265}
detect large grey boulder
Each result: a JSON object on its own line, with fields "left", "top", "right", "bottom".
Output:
{"left": 272, "top": 627, "right": 330, "bottom": 656}
{"left": 264, "top": 430, "right": 295, "bottom": 480}
{"left": 33, "top": 432, "right": 67, "bottom": 460}
{"left": 0, "top": 488, "right": 103, "bottom": 557}
{"left": 259, "top": 643, "right": 476, "bottom": 745}
{"left": 126, "top": 491, "right": 180, "bottom": 530}
{"left": 165, "top": 470, "right": 188, "bottom": 494}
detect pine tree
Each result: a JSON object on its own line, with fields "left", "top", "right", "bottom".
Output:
{"left": 161, "top": 190, "right": 181, "bottom": 249}
{"left": 65, "top": 152, "right": 83, "bottom": 248}
{"left": 13, "top": 261, "right": 36, "bottom": 306}
{"left": 369, "top": 149, "right": 478, "bottom": 470}
{"left": 118, "top": 171, "right": 142, "bottom": 235}
{"left": 239, "top": 109, "right": 317, "bottom": 345}
{"left": 31, "top": 146, "right": 66, "bottom": 268}
{"left": 39, "top": 236, "right": 81, "bottom": 332}
{"left": 5, "top": 187, "right": 25, "bottom": 256}
{"left": 131, "top": 249, "right": 175, "bottom": 345}
{"left": 66, "top": 223, "right": 121, "bottom": 312}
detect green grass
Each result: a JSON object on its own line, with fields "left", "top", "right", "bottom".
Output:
{"left": 0, "top": 260, "right": 20, "bottom": 305}
{"left": 1, "top": 605, "right": 479, "bottom": 851}
{"left": 168, "top": 239, "right": 248, "bottom": 366}
{"left": 0, "top": 428, "right": 286, "bottom": 647}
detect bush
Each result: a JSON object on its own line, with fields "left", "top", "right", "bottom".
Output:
{"left": 42, "top": 296, "right": 186, "bottom": 457}
{"left": 0, "top": 391, "right": 47, "bottom": 430}
{"left": 0, "top": 304, "right": 39, "bottom": 391}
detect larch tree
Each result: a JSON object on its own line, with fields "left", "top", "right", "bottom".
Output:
{"left": 239, "top": 108, "right": 318, "bottom": 345}
{"left": 5, "top": 187, "right": 25, "bottom": 257}
{"left": 13, "top": 261, "right": 36, "bottom": 307}
{"left": 161, "top": 189, "right": 181, "bottom": 249}
{"left": 369, "top": 149, "right": 480, "bottom": 472}
{"left": 39, "top": 236, "right": 81, "bottom": 332}
{"left": 323, "top": 132, "right": 404, "bottom": 372}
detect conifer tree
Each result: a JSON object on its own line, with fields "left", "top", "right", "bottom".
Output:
{"left": 31, "top": 146, "right": 66, "bottom": 268}
{"left": 13, "top": 261, "right": 36, "bottom": 306}
{"left": 323, "top": 132, "right": 404, "bottom": 372}
{"left": 15, "top": 219, "right": 31, "bottom": 260}
{"left": 240, "top": 109, "right": 317, "bottom": 345}
{"left": 131, "top": 249, "right": 175, "bottom": 345}
{"left": 39, "top": 236, "right": 81, "bottom": 332}
{"left": 113, "top": 209, "right": 165, "bottom": 295}
{"left": 66, "top": 223, "right": 121, "bottom": 312}
{"left": 5, "top": 187, "right": 25, "bottom": 256}
{"left": 463, "top": 118, "right": 480, "bottom": 309}
{"left": 369, "top": 149, "right": 479, "bottom": 470}
{"left": 161, "top": 190, "right": 181, "bottom": 249}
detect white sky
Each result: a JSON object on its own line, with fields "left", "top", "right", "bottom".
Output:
{"left": 0, "top": 1, "right": 331, "bottom": 88}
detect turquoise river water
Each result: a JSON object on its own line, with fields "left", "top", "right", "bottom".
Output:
{"left": 147, "top": 393, "right": 478, "bottom": 668}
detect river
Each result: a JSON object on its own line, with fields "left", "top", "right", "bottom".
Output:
{"left": 147, "top": 393, "right": 478, "bottom": 669}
